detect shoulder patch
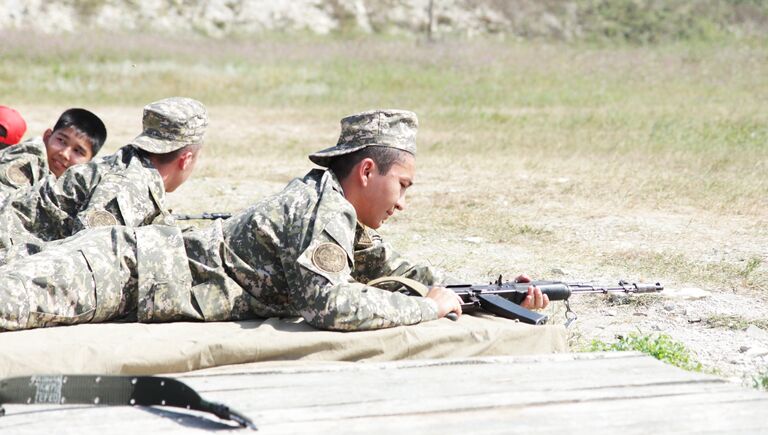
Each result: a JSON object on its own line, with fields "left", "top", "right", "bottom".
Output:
{"left": 312, "top": 242, "right": 347, "bottom": 273}
{"left": 86, "top": 210, "right": 119, "bottom": 228}
{"left": 5, "top": 161, "right": 30, "bottom": 186}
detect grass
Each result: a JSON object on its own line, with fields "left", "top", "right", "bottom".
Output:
{"left": 589, "top": 332, "right": 768, "bottom": 392}
{"left": 598, "top": 251, "right": 768, "bottom": 294}
{"left": 705, "top": 315, "right": 768, "bottom": 331}
{"left": 753, "top": 369, "right": 768, "bottom": 391}
{"left": 2, "top": 31, "right": 765, "bottom": 293}
{"left": 588, "top": 332, "right": 704, "bottom": 372}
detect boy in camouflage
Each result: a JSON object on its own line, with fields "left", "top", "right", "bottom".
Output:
{"left": 0, "top": 107, "right": 106, "bottom": 199}
{"left": 0, "top": 97, "right": 206, "bottom": 263}
{"left": 0, "top": 109, "right": 548, "bottom": 332}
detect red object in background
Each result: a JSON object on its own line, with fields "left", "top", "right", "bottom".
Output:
{"left": 0, "top": 105, "right": 27, "bottom": 145}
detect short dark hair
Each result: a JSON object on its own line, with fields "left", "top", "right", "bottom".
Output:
{"left": 53, "top": 108, "right": 108, "bottom": 155}
{"left": 0, "top": 125, "right": 6, "bottom": 138}
{"left": 140, "top": 142, "right": 202, "bottom": 165}
{"left": 328, "top": 146, "right": 409, "bottom": 181}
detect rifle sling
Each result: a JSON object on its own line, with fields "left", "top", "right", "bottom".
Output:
{"left": 0, "top": 375, "right": 256, "bottom": 430}
{"left": 367, "top": 276, "right": 429, "bottom": 297}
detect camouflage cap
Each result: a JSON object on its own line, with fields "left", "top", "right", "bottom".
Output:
{"left": 129, "top": 97, "right": 207, "bottom": 154}
{"left": 309, "top": 109, "right": 418, "bottom": 167}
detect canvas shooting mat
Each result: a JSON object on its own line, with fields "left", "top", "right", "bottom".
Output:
{"left": 0, "top": 314, "right": 567, "bottom": 376}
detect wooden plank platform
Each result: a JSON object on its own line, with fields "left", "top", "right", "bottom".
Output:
{"left": 1, "top": 352, "right": 766, "bottom": 434}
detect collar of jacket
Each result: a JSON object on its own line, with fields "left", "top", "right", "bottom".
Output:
{"left": 309, "top": 169, "right": 356, "bottom": 266}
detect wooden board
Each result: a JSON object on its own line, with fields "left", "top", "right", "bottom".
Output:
{"left": 1, "top": 352, "right": 766, "bottom": 434}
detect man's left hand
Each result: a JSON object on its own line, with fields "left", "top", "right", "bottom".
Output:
{"left": 519, "top": 285, "right": 549, "bottom": 310}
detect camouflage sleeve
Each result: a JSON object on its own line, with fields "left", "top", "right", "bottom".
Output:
{"left": 288, "top": 231, "right": 439, "bottom": 331}
{"left": 0, "top": 141, "right": 47, "bottom": 194}
{"left": 8, "top": 163, "right": 101, "bottom": 240}
{"left": 352, "top": 227, "right": 449, "bottom": 288}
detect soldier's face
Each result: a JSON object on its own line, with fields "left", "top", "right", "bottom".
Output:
{"left": 43, "top": 127, "right": 94, "bottom": 177}
{"left": 357, "top": 153, "right": 415, "bottom": 229}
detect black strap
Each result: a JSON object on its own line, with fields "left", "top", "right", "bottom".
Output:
{"left": 0, "top": 375, "right": 256, "bottom": 430}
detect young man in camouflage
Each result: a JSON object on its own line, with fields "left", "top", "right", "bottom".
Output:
{"left": 0, "top": 109, "right": 548, "bottom": 332}
{"left": 0, "top": 97, "right": 206, "bottom": 263}
{"left": 0, "top": 107, "right": 106, "bottom": 200}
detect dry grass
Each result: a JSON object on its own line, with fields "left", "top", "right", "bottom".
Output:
{"left": 3, "top": 32, "right": 766, "bottom": 294}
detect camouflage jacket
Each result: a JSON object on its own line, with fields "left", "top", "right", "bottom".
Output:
{"left": 176, "top": 169, "right": 442, "bottom": 331}
{"left": 0, "top": 145, "right": 172, "bottom": 261}
{"left": 0, "top": 170, "right": 444, "bottom": 332}
{"left": 0, "top": 137, "right": 49, "bottom": 204}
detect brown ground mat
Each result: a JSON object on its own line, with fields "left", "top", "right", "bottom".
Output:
{"left": 0, "top": 314, "right": 567, "bottom": 376}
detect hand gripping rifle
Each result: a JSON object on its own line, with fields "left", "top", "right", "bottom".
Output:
{"left": 446, "top": 276, "right": 663, "bottom": 326}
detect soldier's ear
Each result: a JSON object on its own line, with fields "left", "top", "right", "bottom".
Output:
{"left": 178, "top": 150, "right": 194, "bottom": 170}
{"left": 42, "top": 128, "right": 53, "bottom": 145}
{"left": 358, "top": 158, "right": 376, "bottom": 187}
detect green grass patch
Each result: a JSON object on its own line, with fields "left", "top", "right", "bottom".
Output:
{"left": 705, "top": 315, "right": 768, "bottom": 331}
{"left": 588, "top": 332, "right": 704, "bottom": 372}
{"left": 753, "top": 368, "right": 768, "bottom": 391}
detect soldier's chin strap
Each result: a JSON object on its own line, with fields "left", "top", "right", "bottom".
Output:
{"left": 0, "top": 375, "right": 256, "bottom": 430}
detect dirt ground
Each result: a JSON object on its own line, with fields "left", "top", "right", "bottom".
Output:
{"left": 20, "top": 103, "right": 768, "bottom": 387}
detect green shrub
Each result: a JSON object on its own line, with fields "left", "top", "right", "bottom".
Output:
{"left": 589, "top": 332, "right": 703, "bottom": 372}
{"left": 752, "top": 368, "right": 768, "bottom": 391}
{"left": 577, "top": 0, "right": 768, "bottom": 44}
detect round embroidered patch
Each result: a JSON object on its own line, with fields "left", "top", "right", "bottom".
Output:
{"left": 86, "top": 210, "right": 119, "bottom": 227}
{"left": 5, "top": 161, "right": 29, "bottom": 186}
{"left": 312, "top": 243, "right": 347, "bottom": 273}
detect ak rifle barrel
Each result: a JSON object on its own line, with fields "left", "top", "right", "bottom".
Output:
{"left": 447, "top": 281, "right": 663, "bottom": 306}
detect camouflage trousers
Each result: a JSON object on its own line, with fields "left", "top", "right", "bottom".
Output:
{"left": 0, "top": 225, "right": 199, "bottom": 332}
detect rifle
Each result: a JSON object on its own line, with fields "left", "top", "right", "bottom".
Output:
{"left": 173, "top": 212, "right": 232, "bottom": 221}
{"left": 446, "top": 276, "right": 663, "bottom": 326}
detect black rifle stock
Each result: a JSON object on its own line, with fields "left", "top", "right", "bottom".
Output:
{"left": 446, "top": 276, "right": 663, "bottom": 326}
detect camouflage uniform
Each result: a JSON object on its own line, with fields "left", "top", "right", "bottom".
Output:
{"left": 0, "top": 97, "right": 207, "bottom": 263}
{"left": 0, "top": 109, "right": 443, "bottom": 332}
{"left": 0, "top": 137, "right": 49, "bottom": 202}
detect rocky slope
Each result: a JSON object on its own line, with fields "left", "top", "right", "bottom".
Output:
{"left": 3, "top": 0, "right": 766, "bottom": 40}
